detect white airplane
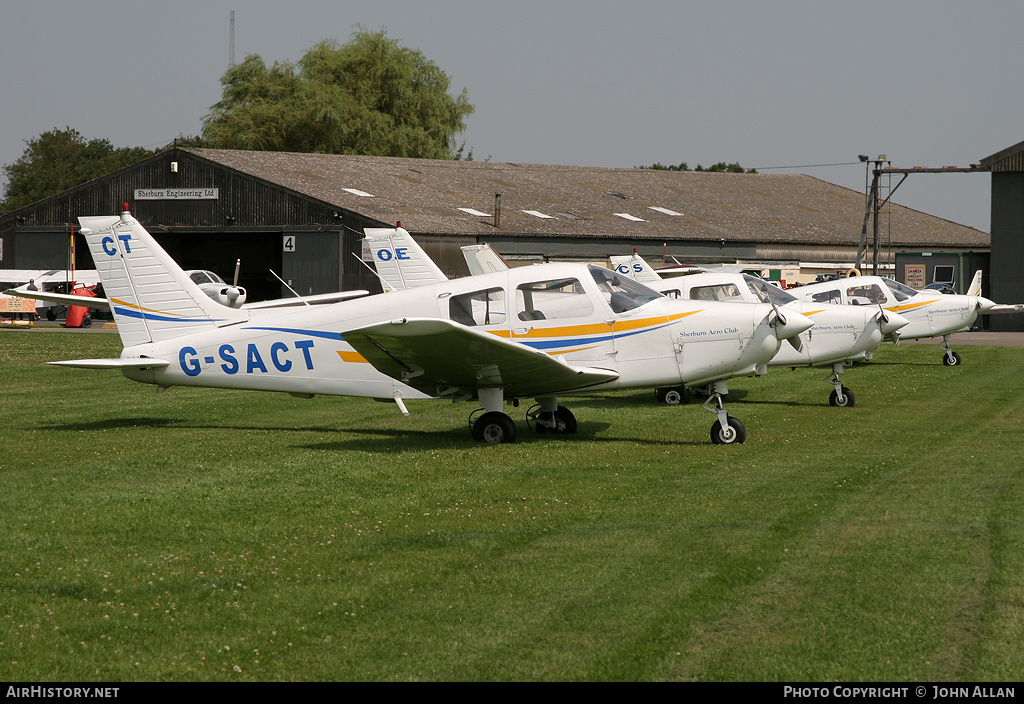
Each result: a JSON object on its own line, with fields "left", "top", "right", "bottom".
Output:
{"left": 0, "top": 269, "right": 101, "bottom": 319}
{"left": 789, "top": 271, "right": 1021, "bottom": 366}
{"left": 364, "top": 230, "right": 832, "bottom": 428}
{"left": 7, "top": 266, "right": 366, "bottom": 314}
{"left": 42, "top": 208, "right": 815, "bottom": 445}
{"left": 608, "top": 253, "right": 909, "bottom": 407}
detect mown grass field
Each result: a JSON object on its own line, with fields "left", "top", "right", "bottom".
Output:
{"left": 1, "top": 330, "right": 1022, "bottom": 682}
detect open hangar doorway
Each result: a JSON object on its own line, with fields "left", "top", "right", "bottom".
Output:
{"left": 154, "top": 231, "right": 283, "bottom": 304}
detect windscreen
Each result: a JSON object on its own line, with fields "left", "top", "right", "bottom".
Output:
{"left": 744, "top": 275, "right": 797, "bottom": 305}
{"left": 589, "top": 265, "right": 663, "bottom": 313}
{"left": 883, "top": 278, "right": 919, "bottom": 302}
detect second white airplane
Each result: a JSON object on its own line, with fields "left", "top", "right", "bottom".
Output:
{"left": 789, "top": 272, "right": 1019, "bottom": 366}
{"left": 609, "top": 253, "right": 909, "bottom": 407}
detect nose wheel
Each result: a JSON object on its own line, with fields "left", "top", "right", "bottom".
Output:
{"left": 710, "top": 416, "right": 746, "bottom": 445}
{"left": 701, "top": 380, "right": 747, "bottom": 445}
{"left": 940, "top": 335, "right": 963, "bottom": 366}
{"left": 825, "top": 363, "right": 855, "bottom": 407}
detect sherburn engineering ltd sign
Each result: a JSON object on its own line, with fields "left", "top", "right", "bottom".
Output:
{"left": 134, "top": 188, "right": 219, "bottom": 200}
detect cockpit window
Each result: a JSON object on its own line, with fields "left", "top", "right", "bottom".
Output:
{"left": 589, "top": 265, "right": 663, "bottom": 313}
{"left": 744, "top": 275, "right": 797, "bottom": 305}
{"left": 810, "top": 289, "right": 842, "bottom": 304}
{"left": 691, "top": 283, "right": 745, "bottom": 302}
{"left": 189, "top": 271, "right": 224, "bottom": 285}
{"left": 883, "top": 278, "right": 918, "bottom": 302}
{"left": 846, "top": 283, "right": 887, "bottom": 304}
{"left": 516, "top": 278, "right": 593, "bottom": 320}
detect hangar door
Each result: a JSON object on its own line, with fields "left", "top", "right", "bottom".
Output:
{"left": 155, "top": 231, "right": 284, "bottom": 305}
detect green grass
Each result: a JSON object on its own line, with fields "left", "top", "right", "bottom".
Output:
{"left": 1, "top": 330, "right": 1023, "bottom": 681}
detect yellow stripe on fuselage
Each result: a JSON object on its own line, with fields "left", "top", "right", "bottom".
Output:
{"left": 499, "top": 310, "right": 703, "bottom": 340}
{"left": 884, "top": 298, "right": 939, "bottom": 314}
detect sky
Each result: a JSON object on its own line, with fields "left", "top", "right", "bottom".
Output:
{"left": 2, "top": 0, "right": 1021, "bottom": 233}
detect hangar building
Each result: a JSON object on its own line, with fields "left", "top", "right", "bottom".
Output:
{"left": 981, "top": 140, "right": 1024, "bottom": 331}
{"left": 0, "top": 147, "right": 991, "bottom": 304}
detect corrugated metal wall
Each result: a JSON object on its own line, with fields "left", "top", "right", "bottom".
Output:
{"left": 0, "top": 149, "right": 389, "bottom": 299}
{"left": 990, "top": 172, "right": 1024, "bottom": 332}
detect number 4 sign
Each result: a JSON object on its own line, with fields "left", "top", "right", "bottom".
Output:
{"left": 283, "top": 235, "right": 296, "bottom": 252}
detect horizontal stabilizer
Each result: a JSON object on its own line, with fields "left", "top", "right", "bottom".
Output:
{"left": 47, "top": 358, "right": 170, "bottom": 370}
{"left": 3, "top": 287, "right": 111, "bottom": 311}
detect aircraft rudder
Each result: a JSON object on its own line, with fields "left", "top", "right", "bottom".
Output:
{"left": 78, "top": 207, "right": 244, "bottom": 346}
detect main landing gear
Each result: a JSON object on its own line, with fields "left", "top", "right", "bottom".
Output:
{"left": 655, "top": 385, "right": 691, "bottom": 405}
{"left": 940, "top": 335, "right": 962, "bottom": 366}
{"left": 702, "top": 380, "right": 746, "bottom": 445}
{"left": 825, "top": 362, "right": 855, "bottom": 407}
{"left": 469, "top": 389, "right": 578, "bottom": 444}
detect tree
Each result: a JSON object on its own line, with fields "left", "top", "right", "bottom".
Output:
{"left": 639, "top": 160, "right": 756, "bottom": 173}
{"left": 201, "top": 28, "right": 474, "bottom": 159}
{"left": 1, "top": 128, "right": 153, "bottom": 213}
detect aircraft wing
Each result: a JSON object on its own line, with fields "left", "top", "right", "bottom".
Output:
{"left": 241, "top": 290, "right": 369, "bottom": 310}
{"left": 2, "top": 287, "right": 111, "bottom": 310}
{"left": 985, "top": 303, "right": 1024, "bottom": 314}
{"left": 341, "top": 317, "right": 619, "bottom": 399}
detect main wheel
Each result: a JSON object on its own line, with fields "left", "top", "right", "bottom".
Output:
{"left": 829, "top": 386, "right": 855, "bottom": 407}
{"left": 472, "top": 412, "right": 517, "bottom": 444}
{"left": 656, "top": 386, "right": 690, "bottom": 405}
{"left": 942, "top": 351, "right": 962, "bottom": 366}
{"left": 710, "top": 416, "right": 746, "bottom": 445}
{"left": 534, "top": 406, "right": 577, "bottom": 434}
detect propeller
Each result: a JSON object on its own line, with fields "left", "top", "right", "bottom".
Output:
{"left": 767, "top": 298, "right": 808, "bottom": 353}
{"left": 220, "top": 260, "right": 245, "bottom": 306}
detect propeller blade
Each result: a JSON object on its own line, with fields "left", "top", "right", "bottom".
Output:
{"left": 787, "top": 334, "right": 803, "bottom": 353}
{"left": 233, "top": 259, "right": 241, "bottom": 287}
{"left": 768, "top": 298, "right": 786, "bottom": 331}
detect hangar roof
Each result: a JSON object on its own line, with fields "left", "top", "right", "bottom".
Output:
{"left": 981, "top": 139, "right": 1024, "bottom": 172}
{"left": 183, "top": 148, "right": 988, "bottom": 249}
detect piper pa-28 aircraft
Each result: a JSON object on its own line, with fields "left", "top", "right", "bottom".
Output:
{"left": 789, "top": 272, "right": 1020, "bottom": 366}
{"left": 363, "top": 229, "right": 830, "bottom": 431}
{"left": 44, "top": 208, "right": 815, "bottom": 445}
{"left": 608, "top": 252, "right": 909, "bottom": 407}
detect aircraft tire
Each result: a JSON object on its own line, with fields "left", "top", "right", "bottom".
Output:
{"left": 534, "top": 406, "right": 577, "bottom": 434}
{"left": 943, "top": 351, "right": 962, "bottom": 366}
{"left": 829, "top": 386, "right": 855, "bottom": 407}
{"left": 473, "top": 411, "right": 517, "bottom": 444}
{"left": 657, "top": 386, "right": 690, "bottom": 405}
{"left": 710, "top": 416, "right": 746, "bottom": 445}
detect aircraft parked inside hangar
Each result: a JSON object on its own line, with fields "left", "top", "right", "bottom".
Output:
{"left": 608, "top": 252, "right": 909, "bottom": 407}
{"left": 36, "top": 208, "right": 815, "bottom": 445}
{"left": 790, "top": 272, "right": 1021, "bottom": 366}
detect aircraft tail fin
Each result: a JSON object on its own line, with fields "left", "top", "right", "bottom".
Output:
{"left": 78, "top": 207, "right": 247, "bottom": 347}
{"left": 461, "top": 243, "right": 510, "bottom": 275}
{"left": 609, "top": 251, "right": 663, "bottom": 283}
{"left": 362, "top": 227, "right": 448, "bottom": 291}
{"left": 967, "top": 269, "right": 983, "bottom": 296}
